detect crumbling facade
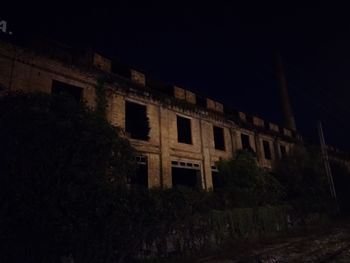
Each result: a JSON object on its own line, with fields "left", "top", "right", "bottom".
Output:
{"left": 0, "top": 39, "right": 302, "bottom": 190}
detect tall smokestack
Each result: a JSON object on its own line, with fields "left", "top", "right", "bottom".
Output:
{"left": 275, "top": 52, "right": 297, "bottom": 131}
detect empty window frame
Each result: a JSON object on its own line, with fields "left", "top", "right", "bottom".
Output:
{"left": 172, "top": 167, "right": 201, "bottom": 189}
{"left": 280, "top": 145, "right": 287, "bottom": 159}
{"left": 213, "top": 126, "right": 225, "bottom": 150}
{"left": 263, "top": 140, "right": 272, "bottom": 160}
{"left": 125, "top": 101, "right": 149, "bottom": 141}
{"left": 171, "top": 160, "right": 200, "bottom": 169}
{"left": 177, "top": 115, "right": 192, "bottom": 144}
{"left": 241, "top": 134, "right": 251, "bottom": 150}
{"left": 51, "top": 80, "right": 83, "bottom": 102}
{"left": 211, "top": 166, "right": 224, "bottom": 191}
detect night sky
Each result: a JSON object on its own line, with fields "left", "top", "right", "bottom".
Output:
{"left": 3, "top": 2, "right": 350, "bottom": 151}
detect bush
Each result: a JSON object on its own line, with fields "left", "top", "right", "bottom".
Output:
{"left": 215, "top": 150, "right": 285, "bottom": 208}
{"left": 0, "top": 92, "right": 137, "bottom": 263}
{"left": 273, "top": 146, "right": 331, "bottom": 214}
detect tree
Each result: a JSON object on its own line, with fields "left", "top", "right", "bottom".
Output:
{"left": 0, "top": 92, "right": 137, "bottom": 263}
{"left": 273, "top": 146, "right": 331, "bottom": 214}
{"left": 216, "top": 150, "right": 284, "bottom": 208}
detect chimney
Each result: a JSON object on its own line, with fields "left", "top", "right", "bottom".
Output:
{"left": 275, "top": 52, "right": 297, "bottom": 131}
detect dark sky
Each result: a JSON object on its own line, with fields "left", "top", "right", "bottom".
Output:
{"left": 3, "top": 2, "right": 350, "bottom": 151}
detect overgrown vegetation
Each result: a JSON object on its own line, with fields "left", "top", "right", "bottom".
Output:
{"left": 95, "top": 76, "right": 108, "bottom": 118}
{"left": 0, "top": 92, "right": 344, "bottom": 262}
{"left": 215, "top": 150, "right": 285, "bottom": 208}
{"left": 274, "top": 146, "right": 332, "bottom": 215}
{"left": 0, "top": 92, "right": 137, "bottom": 262}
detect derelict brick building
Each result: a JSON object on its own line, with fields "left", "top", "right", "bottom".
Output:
{"left": 0, "top": 39, "right": 302, "bottom": 190}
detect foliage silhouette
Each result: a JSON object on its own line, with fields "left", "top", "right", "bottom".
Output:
{"left": 273, "top": 146, "right": 331, "bottom": 214}
{"left": 216, "top": 150, "right": 284, "bottom": 208}
{"left": 0, "top": 91, "right": 137, "bottom": 263}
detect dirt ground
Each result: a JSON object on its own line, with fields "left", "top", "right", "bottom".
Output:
{"left": 196, "top": 218, "right": 350, "bottom": 263}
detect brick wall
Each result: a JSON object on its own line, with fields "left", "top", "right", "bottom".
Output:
{"left": 131, "top": 69, "right": 146, "bottom": 86}
{"left": 0, "top": 40, "right": 300, "bottom": 190}
{"left": 93, "top": 53, "right": 111, "bottom": 72}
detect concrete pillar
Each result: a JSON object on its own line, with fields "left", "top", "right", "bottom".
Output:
{"left": 147, "top": 104, "right": 160, "bottom": 146}
{"left": 229, "top": 128, "right": 238, "bottom": 157}
{"left": 269, "top": 139, "right": 276, "bottom": 161}
{"left": 112, "top": 95, "right": 125, "bottom": 129}
{"left": 202, "top": 148, "right": 212, "bottom": 189}
{"left": 249, "top": 133, "right": 257, "bottom": 152}
{"left": 274, "top": 138, "right": 281, "bottom": 160}
{"left": 199, "top": 120, "right": 213, "bottom": 190}
{"left": 159, "top": 106, "right": 172, "bottom": 188}
{"left": 254, "top": 134, "right": 264, "bottom": 165}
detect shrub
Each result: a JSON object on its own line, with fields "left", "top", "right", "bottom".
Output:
{"left": 273, "top": 146, "right": 331, "bottom": 214}
{"left": 216, "top": 150, "right": 284, "bottom": 208}
{"left": 0, "top": 92, "right": 137, "bottom": 263}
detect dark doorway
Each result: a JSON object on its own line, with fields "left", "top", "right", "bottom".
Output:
{"left": 172, "top": 167, "right": 201, "bottom": 189}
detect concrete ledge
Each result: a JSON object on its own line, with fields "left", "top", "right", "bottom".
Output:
{"left": 269, "top": 122, "right": 279, "bottom": 132}
{"left": 239, "top": 112, "right": 246, "bottom": 121}
{"left": 93, "top": 53, "right": 111, "bottom": 72}
{"left": 174, "top": 86, "right": 186, "bottom": 100}
{"left": 283, "top": 128, "right": 292, "bottom": 137}
{"left": 131, "top": 69, "right": 146, "bottom": 86}
{"left": 253, "top": 116, "right": 264, "bottom": 127}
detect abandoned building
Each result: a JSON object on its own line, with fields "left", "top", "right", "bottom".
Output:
{"left": 0, "top": 39, "right": 303, "bottom": 190}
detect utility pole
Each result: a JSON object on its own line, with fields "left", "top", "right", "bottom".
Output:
{"left": 317, "top": 121, "right": 339, "bottom": 213}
